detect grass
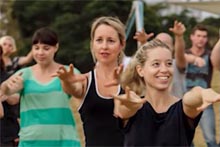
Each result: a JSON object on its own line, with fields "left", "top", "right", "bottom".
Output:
{"left": 71, "top": 69, "right": 220, "bottom": 147}
{"left": 194, "top": 69, "right": 220, "bottom": 147}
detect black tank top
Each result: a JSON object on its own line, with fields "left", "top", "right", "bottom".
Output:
{"left": 79, "top": 70, "right": 124, "bottom": 146}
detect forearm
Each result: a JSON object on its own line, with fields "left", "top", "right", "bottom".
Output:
{"left": 19, "top": 51, "right": 33, "bottom": 66}
{"left": 183, "top": 86, "right": 203, "bottom": 118}
{"left": 6, "top": 94, "right": 20, "bottom": 105}
{"left": 185, "top": 54, "right": 195, "bottom": 64}
{"left": 0, "top": 81, "right": 12, "bottom": 96}
{"left": 0, "top": 102, "right": 3, "bottom": 118}
{"left": 174, "top": 35, "right": 186, "bottom": 69}
{"left": 183, "top": 86, "right": 203, "bottom": 108}
{"left": 61, "top": 81, "right": 84, "bottom": 98}
{"left": 115, "top": 99, "right": 143, "bottom": 119}
{"left": 211, "top": 39, "right": 220, "bottom": 70}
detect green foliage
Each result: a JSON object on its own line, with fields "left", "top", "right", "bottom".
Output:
{"left": 11, "top": 0, "right": 131, "bottom": 72}
{"left": 7, "top": 0, "right": 220, "bottom": 72}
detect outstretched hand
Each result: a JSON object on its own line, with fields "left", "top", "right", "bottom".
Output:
{"left": 52, "top": 64, "right": 86, "bottom": 83}
{"left": 104, "top": 64, "right": 124, "bottom": 87}
{"left": 197, "top": 89, "right": 220, "bottom": 111}
{"left": 133, "top": 28, "right": 154, "bottom": 45}
{"left": 169, "top": 20, "right": 186, "bottom": 36}
{"left": 112, "top": 86, "right": 146, "bottom": 118}
{"left": 113, "top": 86, "right": 146, "bottom": 107}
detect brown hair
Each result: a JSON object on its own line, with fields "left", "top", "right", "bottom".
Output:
{"left": 191, "top": 24, "right": 208, "bottom": 35}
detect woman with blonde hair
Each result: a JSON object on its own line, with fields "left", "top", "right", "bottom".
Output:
{"left": 0, "top": 36, "right": 33, "bottom": 76}
{"left": 113, "top": 39, "right": 220, "bottom": 146}
{"left": 53, "top": 16, "right": 126, "bottom": 146}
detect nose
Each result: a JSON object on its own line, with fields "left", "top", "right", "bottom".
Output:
{"left": 38, "top": 48, "right": 44, "bottom": 54}
{"left": 101, "top": 41, "right": 108, "bottom": 49}
{"left": 160, "top": 64, "right": 168, "bottom": 72}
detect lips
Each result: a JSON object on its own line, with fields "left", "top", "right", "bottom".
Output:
{"left": 100, "top": 52, "right": 110, "bottom": 57}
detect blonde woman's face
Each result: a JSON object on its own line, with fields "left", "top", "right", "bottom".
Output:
{"left": 140, "top": 47, "right": 173, "bottom": 91}
{"left": 92, "top": 24, "right": 123, "bottom": 65}
{"left": 2, "top": 39, "right": 14, "bottom": 55}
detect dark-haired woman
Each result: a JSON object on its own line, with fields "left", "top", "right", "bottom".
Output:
{"left": 0, "top": 28, "right": 81, "bottom": 147}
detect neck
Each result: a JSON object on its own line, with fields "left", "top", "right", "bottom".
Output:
{"left": 2, "top": 55, "right": 11, "bottom": 65}
{"left": 190, "top": 46, "right": 205, "bottom": 56}
{"left": 95, "top": 62, "right": 118, "bottom": 79}
{"left": 145, "top": 88, "right": 174, "bottom": 113}
{"left": 35, "top": 62, "right": 58, "bottom": 74}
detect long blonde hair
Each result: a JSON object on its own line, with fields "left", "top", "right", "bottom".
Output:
{"left": 90, "top": 16, "right": 126, "bottom": 65}
{"left": 120, "top": 39, "right": 172, "bottom": 96}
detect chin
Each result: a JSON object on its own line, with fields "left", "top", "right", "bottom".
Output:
{"left": 156, "top": 85, "right": 170, "bottom": 91}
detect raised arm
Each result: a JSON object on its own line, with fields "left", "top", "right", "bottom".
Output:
{"left": 183, "top": 86, "right": 220, "bottom": 119}
{"left": 133, "top": 28, "right": 154, "bottom": 45}
{"left": 169, "top": 20, "right": 186, "bottom": 70}
{"left": 211, "top": 38, "right": 220, "bottom": 70}
{"left": 18, "top": 50, "right": 33, "bottom": 66}
{"left": 53, "top": 64, "right": 87, "bottom": 98}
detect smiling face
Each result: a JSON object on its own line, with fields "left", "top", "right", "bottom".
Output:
{"left": 137, "top": 47, "right": 173, "bottom": 91}
{"left": 91, "top": 24, "right": 123, "bottom": 65}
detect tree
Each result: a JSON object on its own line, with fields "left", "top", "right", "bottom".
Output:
{"left": 11, "top": 0, "right": 132, "bottom": 72}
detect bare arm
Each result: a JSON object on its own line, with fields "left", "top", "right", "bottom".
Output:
{"left": 0, "top": 101, "right": 3, "bottom": 118}
{"left": 113, "top": 87, "right": 146, "bottom": 119}
{"left": 0, "top": 73, "right": 23, "bottom": 96}
{"left": 5, "top": 94, "right": 20, "bottom": 105}
{"left": 169, "top": 20, "right": 186, "bottom": 70}
{"left": 183, "top": 86, "right": 220, "bottom": 119}
{"left": 18, "top": 50, "right": 33, "bottom": 66}
{"left": 185, "top": 54, "right": 206, "bottom": 67}
{"left": 211, "top": 38, "right": 220, "bottom": 70}
{"left": 53, "top": 64, "right": 87, "bottom": 98}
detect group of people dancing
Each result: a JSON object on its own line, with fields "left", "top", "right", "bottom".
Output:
{"left": 0, "top": 16, "right": 220, "bottom": 147}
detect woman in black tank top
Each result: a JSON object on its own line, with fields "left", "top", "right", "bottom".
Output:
{"left": 54, "top": 16, "right": 127, "bottom": 146}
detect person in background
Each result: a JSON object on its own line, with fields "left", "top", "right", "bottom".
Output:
{"left": 0, "top": 43, "right": 20, "bottom": 147}
{"left": 53, "top": 16, "right": 125, "bottom": 147}
{"left": 0, "top": 36, "right": 33, "bottom": 76}
{"left": 0, "top": 35, "right": 33, "bottom": 146}
{"left": 0, "top": 45, "right": 5, "bottom": 118}
{"left": 113, "top": 39, "right": 220, "bottom": 146}
{"left": 184, "top": 24, "right": 220, "bottom": 147}
{"left": 0, "top": 27, "right": 81, "bottom": 147}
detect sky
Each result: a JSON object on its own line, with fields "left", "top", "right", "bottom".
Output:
{"left": 143, "top": 0, "right": 219, "bottom": 20}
